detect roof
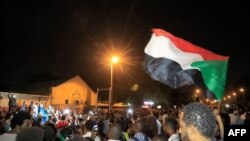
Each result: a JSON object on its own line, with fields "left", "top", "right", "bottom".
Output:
{"left": 54, "top": 75, "right": 96, "bottom": 94}
{"left": 0, "top": 75, "right": 95, "bottom": 95}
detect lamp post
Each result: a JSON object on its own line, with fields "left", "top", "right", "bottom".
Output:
{"left": 233, "top": 92, "right": 237, "bottom": 105}
{"left": 194, "top": 89, "right": 200, "bottom": 102}
{"left": 239, "top": 88, "right": 245, "bottom": 104}
{"left": 109, "top": 56, "right": 119, "bottom": 114}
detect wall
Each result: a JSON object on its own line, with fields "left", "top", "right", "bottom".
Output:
{"left": 0, "top": 92, "right": 50, "bottom": 110}
{"left": 51, "top": 76, "right": 97, "bottom": 107}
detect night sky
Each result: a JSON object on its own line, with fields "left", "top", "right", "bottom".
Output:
{"left": 1, "top": 0, "right": 250, "bottom": 103}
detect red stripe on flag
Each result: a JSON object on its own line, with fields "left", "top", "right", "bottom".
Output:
{"left": 153, "top": 28, "right": 229, "bottom": 61}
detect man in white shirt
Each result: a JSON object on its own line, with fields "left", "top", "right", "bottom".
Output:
{"left": 153, "top": 112, "right": 162, "bottom": 135}
{"left": 228, "top": 109, "right": 243, "bottom": 125}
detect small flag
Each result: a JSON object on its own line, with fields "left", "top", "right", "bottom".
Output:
{"left": 144, "top": 28, "right": 229, "bottom": 100}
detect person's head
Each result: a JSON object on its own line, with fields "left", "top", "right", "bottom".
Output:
{"left": 43, "top": 125, "right": 55, "bottom": 141}
{"left": 69, "top": 135, "right": 85, "bottom": 141}
{"left": 163, "top": 117, "right": 178, "bottom": 136}
{"left": 220, "top": 113, "right": 230, "bottom": 125}
{"left": 133, "top": 120, "right": 145, "bottom": 133}
{"left": 83, "top": 137, "right": 95, "bottom": 141}
{"left": 45, "top": 122, "right": 57, "bottom": 138}
{"left": 179, "top": 102, "right": 216, "bottom": 141}
{"left": 61, "top": 115, "right": 66, "bottom": 120}
{"left": 146, "top": 115, "right": 158, "bottom": 138}
{"left": 228, "top": 108, "right": 234, "bottom": 114}
{"left": 152, "top": 135, "right": 168, "bottom": 141}
{"left": 108, "top": 123, "right": 122, "bottom": 140}
{"left": 84, "top": 120, "right": 94, "bottom": 131}
{"left": 60, "top": 127, "right": 74, "bottom": 140}
{"left": 16, "top": 127, "right": 44, "bottom": 141}
{"left": 75, "top": 125, "right": 83, "bottom": 136}
{"left": 153, "top": 112, "right": 160, "bottom": 119}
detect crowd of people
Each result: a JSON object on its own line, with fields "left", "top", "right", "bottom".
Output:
{"left": 0, "top": 100, "right": 250, "bottom": 141}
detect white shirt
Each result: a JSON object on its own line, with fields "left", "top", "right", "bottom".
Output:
{"left": 83, "top": 131, "right": 101, "bottom": 141}
{"left": 168, "top": 133, "right": 180, "bottom": 141}
{"left": 156, "top": 119, "right": 162, "bottom": 135}
{"left": 0, "top": 133, "right": 17, "bottom": 141}
{"left": 229, "top": 113, "right": 243, "bottom": 125}
{"left": 32, "top": 104, "right": 38, "bottom": 118}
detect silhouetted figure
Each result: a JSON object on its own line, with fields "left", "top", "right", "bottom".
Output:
{"left": 8, "top": 93, "right": 16, "bottom": 114}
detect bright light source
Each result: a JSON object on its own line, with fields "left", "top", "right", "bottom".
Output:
{"left": 89, "top": 110, "right": 94, "bottom": 115}
{"left": 233, "top": 92, "right": 236, "bottom": 96}
{"left": 223, "top": 97, "right": 226, "bottom": 100}
{"left": 206, "top": 99, "right": 209, "bottom": 102}
{"left": 111, "top": 56, "right": 119, "bottom": 63}
{"left": 128, "top": 103, "right": 131, "bottom": 106}
{"left": 13, "top": 95, "right": 16, "bottom": 98}
{"left": 227, "top": 95, "right": 231, "bottom": 99}
{"left": 144, "top": 101, "right": 154, "bottom": 106}
{"left": 63, "top": 109, "right": 70, "bottom": 114}
{"left": 127, "top": 109, "right": 133, "bottom": 114}
{"left": 131, "top": 84, "right": 139, "bottom": 91}
{"left": 173, "top": 105, "right": 177, "bottom": 109}
{"left": 196, "top": 89, "right": 200, "bottom": 93}
{"left": 225, "top": 104, "right": 230, "bottom": 108}
{"left": 239, "top": 88, "right": 244, "bottom": 92}
{"left": 157, "top": 105, "right": 162, "bottom": 109}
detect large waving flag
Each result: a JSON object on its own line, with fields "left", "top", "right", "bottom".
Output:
{"left": 144, "top": 28, "right": 229, "bottom": 101}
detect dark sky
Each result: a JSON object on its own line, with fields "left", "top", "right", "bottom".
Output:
{"left": 1, "top": 0, "right": 250, "bottom": 102}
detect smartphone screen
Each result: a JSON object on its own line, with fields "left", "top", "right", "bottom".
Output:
{"left": 93, "top": 124, "right": 98, "bottom": 131}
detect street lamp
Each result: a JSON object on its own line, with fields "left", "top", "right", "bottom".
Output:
{"left": 239, "top": 88, "right": 244, "bottom": 93}
{"left": 233, "top": 92, "right": 237, "bottom": 105}
{"left": 109, "top": 56, "right": 119, "bottom": 113}
{"left": 239, "top": 88, "right": 246, "bottom": 104}
{"left": 194, "top": 89, "right": 200, "bottom": 102}
{"left": 195, "top": 89, "right": 200, "bottom": 94}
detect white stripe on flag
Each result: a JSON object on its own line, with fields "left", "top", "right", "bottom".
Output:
{"left": 144, "top": 34, "right": 204, "bottom": 70}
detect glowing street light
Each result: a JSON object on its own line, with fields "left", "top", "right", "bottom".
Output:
{"left": 227, "top": 95, "right": 231, "bottom": 99}
{"left": 239, "top": 87, "right": 246, "bottom": 104}
{"left": 194, "top": 89, "right": 200, "bottom": 101}
{"left": 109, "top": 56, "right": 119, "bottom": 114}
{"left": 112, "top": 56, "right": 119, "bottom": 63}
{"left": 196, "top": 89, "right": 200, "bottom": 93}
{"left": 225, "top": 104, "right": 230, "bottom": 108}
{"left": 233, "top": 92, "right": 236, "bottom": 96}
{"left": 223, "top": 97, "right": 226, "bottom": 100}
{"left": 233, "top": 92, "right": 237, "bottom": 105}
{"left": 239, "top": 88, "right": 244, "bottom": 93}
